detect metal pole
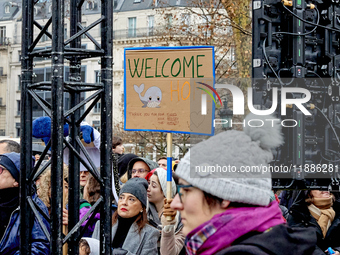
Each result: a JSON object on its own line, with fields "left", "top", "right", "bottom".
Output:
{"left": 68, "top": 0, "right": 81, "bottom": 253}
{"left": 50, "top": 0, "right": 65, "bottom": 252}
{"left": 100, "top": 0, "right": 113, "bottom": 252}
{"left": 20, "top": 0, "right": 34, "bottom": 252}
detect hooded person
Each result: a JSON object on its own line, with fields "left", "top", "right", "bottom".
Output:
{"left": 127, "top": 157, "right": 159, "bottom": 180}
{"left": 117, "top": 153, "right": 138, "bottom": 184}
{"left": 79, "top": 238, "right": 100, "bottom": 255}
{"left": 147, "top": 168, "right": 177, "bottom": 229}
{"left": 0, "top": 152, "right": 50, "bottom": 254}
{"left": 169, "top": 114, "right": 318, "bottom": 255}
{"left": 147, "top": 168, "right": 185, "bottom": 255}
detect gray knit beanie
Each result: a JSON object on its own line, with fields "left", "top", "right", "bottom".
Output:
{"left": 154, "top": 168, "right": 176, "bottom": 198}
{"left": 120, "top": 178, "right": 149, "bottom": 207}
{"left": 175, "top": 114, "right": 283, "bottom": 206}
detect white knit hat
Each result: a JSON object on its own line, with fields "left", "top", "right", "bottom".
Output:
{"left": 154, "top": 168, "right": 177, "bottom": 198}
{"left": 175, "top": 114, "right": 284, "bottom": 206}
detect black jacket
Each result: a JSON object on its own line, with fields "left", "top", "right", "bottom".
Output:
{"left": 215, "top": 224, "right": 317, "bottom": 255}
{"left": 287, "top": 196, "right": 340, "bottom": 253}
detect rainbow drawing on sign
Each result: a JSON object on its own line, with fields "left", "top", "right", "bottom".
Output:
{"left": 196, "top": 82, "right": 222, "bottom": 115}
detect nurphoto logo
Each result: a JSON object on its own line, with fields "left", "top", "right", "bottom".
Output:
{"left": 198, "top": 83, "right": 312, "bottom": 128}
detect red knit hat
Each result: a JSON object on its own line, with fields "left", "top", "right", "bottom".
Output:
{"left": 145, "top": 168, "right": 156, "bottom": 182}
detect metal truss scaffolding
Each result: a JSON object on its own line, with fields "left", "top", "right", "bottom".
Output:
{"left": 20, "top": 0, "right": 113, "bottom": 253}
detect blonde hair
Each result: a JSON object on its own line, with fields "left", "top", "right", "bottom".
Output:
{"left": 38, "top": 164, "right": 69, "bottom": 211}
{"left": 120, "top": 171, "right": 128, "bottom": 184}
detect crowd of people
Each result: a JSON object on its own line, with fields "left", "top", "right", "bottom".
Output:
{"left": 0, "top": 114, "right": 340, "bottom": 254}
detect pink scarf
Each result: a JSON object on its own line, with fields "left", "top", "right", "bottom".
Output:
{"left": 186, "top": 201, "right": 285, "bottom": 255}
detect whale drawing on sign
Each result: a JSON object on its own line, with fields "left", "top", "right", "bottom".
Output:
{"left": 134, "top": 84, "right": 162, "bottom": 108}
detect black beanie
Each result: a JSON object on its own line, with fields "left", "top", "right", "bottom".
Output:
{"left": 119, "top": 178, "right": 148, "bottom": 208}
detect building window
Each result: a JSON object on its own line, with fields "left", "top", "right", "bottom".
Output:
{"left": 134, "top": 0, "right": 141, "bottom": 3}
{"left": 147, "top": 15, "right": 154, "bottom": 36}
{"left": 31, "top": 67, "right": 86, "bottom": 118}
{"left": 64, "top": 24, "right": 68, "bottom": 39}
{"left": 49, "top": 5, "right": 52, "bottom": 13}
{"left": 18, "top": 75, "right": 21, "bottom": 91}
{"left": 86, "top": 0, "right": 96, "bottom": 9}
{"left": 0, "top": 129, "right": 5, "bottom": 136}
{"left": 93, "top": 101, "right": 101, "bottom": 113}
{"left": 94, "top": 71, "right": 101, "bottom": 113}
{"left": 17, "top": 100, "right": 21, "bottom": 116}
{"left": 231, "top": 47, "right": 235, "bottom": 61}
{"left": 41, "top": 33, "right": 48, "bottom": 42}
{"left": 16, "top": 123, "right": 20, "bottom": 137}
{"left": 18, "top": 50, "right": 21, "bottom": 61}
{"left": 92, "top": 120, "right": 100, "bottom": 132}
{"left": 5, "top": 5, "right": 10, "bottom": 14}
{"left": 128, "top": 17, "right": 136, "bottom": 38}
{"left": 81, "top": 22, "right": 87, "bottom": 39}
{"left": 0, "top": 26, "right": 6, "bottom": 45}
{"left": 95, "top": 70, "right": 101, "bottom": 83}
{"left": 181, "top": 14, "right": 190, "bottom": 32}
{"left": 165, "top": 14, "right": 172, "bottom": 29}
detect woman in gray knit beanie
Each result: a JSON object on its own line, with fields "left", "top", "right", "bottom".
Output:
{"left": 91, "top": 178, "right": 159, "bottom": 255}
{"left": 170, "top": 114, "right": 318, "bottom": 255}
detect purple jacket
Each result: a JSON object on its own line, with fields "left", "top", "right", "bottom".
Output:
{"left": 80, "top": 204, "right": 100, "bottom": 237}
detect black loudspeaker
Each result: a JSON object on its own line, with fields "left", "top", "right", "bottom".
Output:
{"left": 252, "top": 0, "right": 340, "bottom": 190}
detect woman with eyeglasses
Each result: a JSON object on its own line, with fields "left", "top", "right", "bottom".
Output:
{"left": 170, "top": 114, "right": 318, "bottom": 255}
{"left": 147, "top": 168, "right": 185, "bottom": 255}
{"left": 92, "top": 178, "right": 159, "bottom": 254}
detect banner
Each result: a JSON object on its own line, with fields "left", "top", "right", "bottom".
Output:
{"left": 124, "top": 46, "right": 215, "bottom": 135}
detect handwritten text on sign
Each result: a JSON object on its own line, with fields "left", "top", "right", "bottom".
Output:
{"left": 124, "top": 47, "right": 214, "bottom": 135}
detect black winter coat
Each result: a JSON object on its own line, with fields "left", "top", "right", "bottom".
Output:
{"left": 287, "top": 198, "right": 340, "bottom": 253}
{"left": 215, "top": 224, "right": 318, "bottom": 255}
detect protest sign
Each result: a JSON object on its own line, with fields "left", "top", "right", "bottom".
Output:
{"left": 124, "top": 46, "right": 215, "bottom": 135}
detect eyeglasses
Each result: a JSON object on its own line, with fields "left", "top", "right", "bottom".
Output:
{"left": 176, "top": 184, "right": 193, "bottom": 203}
{"left": 0, "top": 166, "right": 5, "bottom": 175}
{"left": 131, "top": 168, "right": 149, "bottom": 174}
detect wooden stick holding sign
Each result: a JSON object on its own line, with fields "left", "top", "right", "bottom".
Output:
{"left": 166, "top": 133, "right": 173, "bottom": 222}
{"left": 62, "top": 185, "right": 68, "bottom": 255}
